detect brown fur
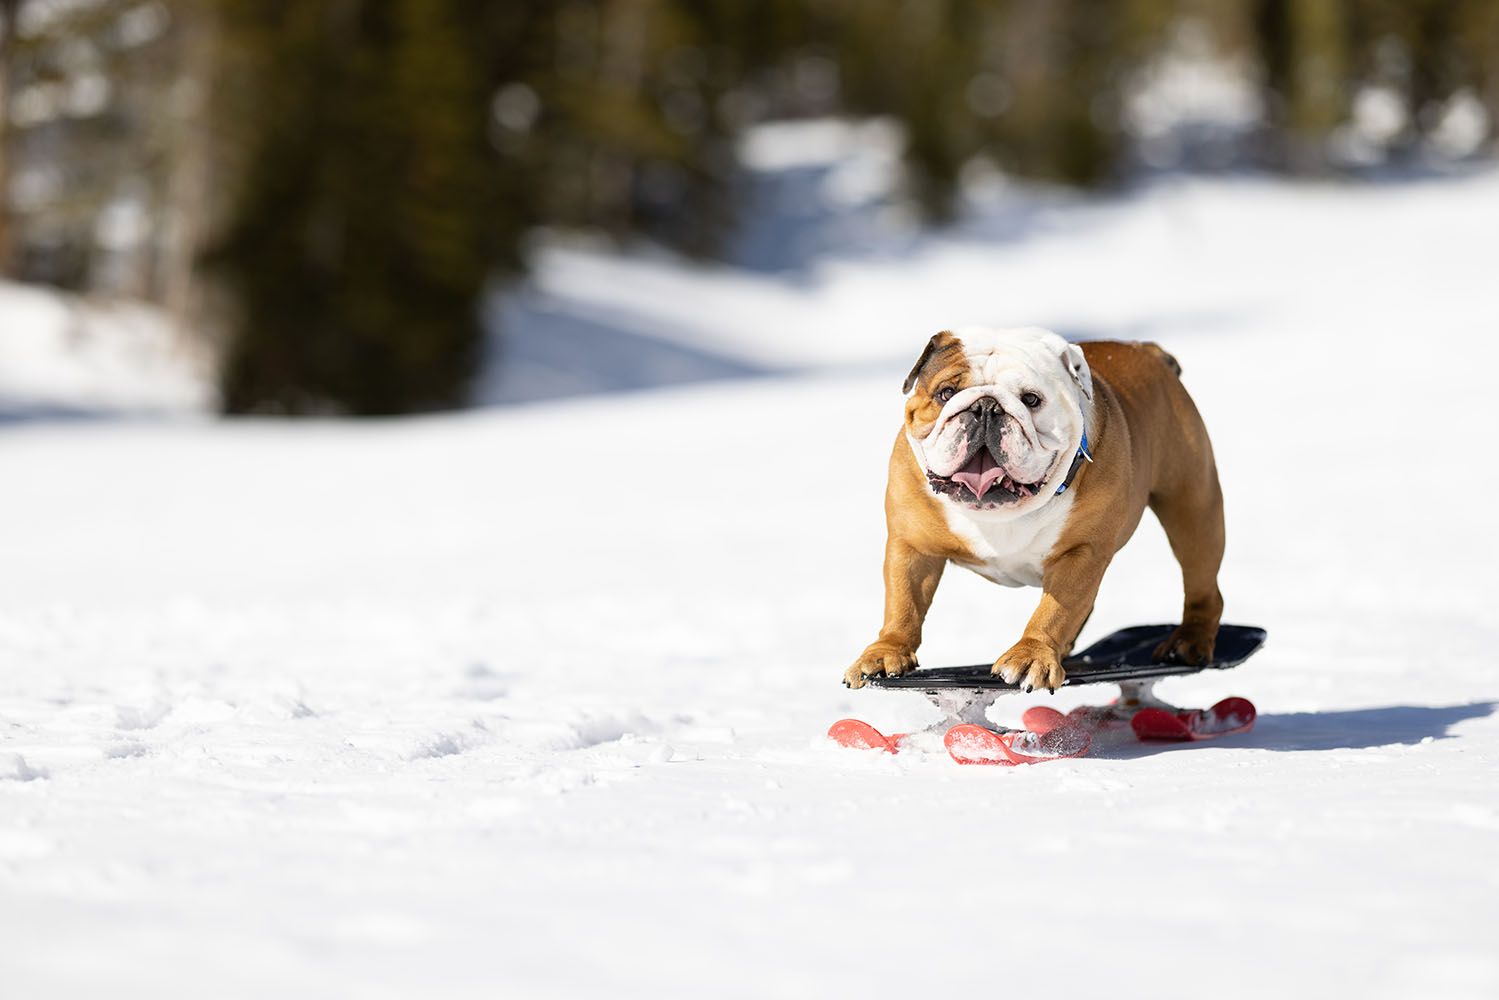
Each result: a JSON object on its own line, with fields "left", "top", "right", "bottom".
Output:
{"left": 846, "top": 338, "right": 1224, "bottom": 690}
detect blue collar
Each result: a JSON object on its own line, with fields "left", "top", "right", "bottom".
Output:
{"left": 1054, "top": 431, "right": 1093, "bottom": 495}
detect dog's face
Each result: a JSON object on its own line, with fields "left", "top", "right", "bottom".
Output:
{"left": 902, "top": 326, "right": 1092, "bottom": 517}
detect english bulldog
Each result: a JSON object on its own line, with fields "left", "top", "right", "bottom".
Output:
{"left": 844, "top": 326, "right": 1224, "bottom": 691}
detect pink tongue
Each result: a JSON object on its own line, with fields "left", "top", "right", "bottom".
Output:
{"left": 951, "top": 450, "right": 1007, "bottom": 498}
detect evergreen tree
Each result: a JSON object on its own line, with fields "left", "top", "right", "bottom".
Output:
{"left": 6, "top": 0, "right": 1494, "bottom": 417}
{"left": 1273, "top": 0, "right": 1348, "bottom": 171}
{"left": 208, "top": 0, "right": 497, "bottom": 415}
{"left": 0, "top": 0, "right": 18, "bottom": 274}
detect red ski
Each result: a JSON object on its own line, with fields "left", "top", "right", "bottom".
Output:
{"left": 1130, "top": 696, "right": 1257, "bottom": 741}
{"left": 943, "top": 722, "right": 1091, "bottom": 766}
{"left": 826, "top": 718, "right": 905, "bottom": 753}
{"left": 1023, "top": 696, "right": 1257, "bottom": 742}
{"left": 826, "top": 716, "right": 1088, "bottom": 765}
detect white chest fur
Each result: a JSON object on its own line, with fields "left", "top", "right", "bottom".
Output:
{"left": 938, "top": 491, "right": 1075, "bottom": 588}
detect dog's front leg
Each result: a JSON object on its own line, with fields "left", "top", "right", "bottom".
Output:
{"left": 844, "top": 539, "right": 945, "bottom": 688}
{"left": 993, "top": 542, "right": 1112, "bottom": 691}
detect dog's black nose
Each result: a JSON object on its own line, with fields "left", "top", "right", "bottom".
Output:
{"left": 970, "top": 395, "right": 1002, "bottom": 415}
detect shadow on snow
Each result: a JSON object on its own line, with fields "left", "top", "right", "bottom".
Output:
{"left": 477, "top": 291, "right": 785, "bottom": 407}
{"left": 1092, "top": 701, "right": 1496, "bottom": 759}
{"left": 1249, "top": 701, "right": 1498, "bottom": 751}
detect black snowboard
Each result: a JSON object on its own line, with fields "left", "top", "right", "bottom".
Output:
{"left": 866, "top": 624, "right": 1267, "bottom": 691}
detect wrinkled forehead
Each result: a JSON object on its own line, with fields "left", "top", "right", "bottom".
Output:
{"left": 950, "top": 326, "right": 1064, "bottom": 386}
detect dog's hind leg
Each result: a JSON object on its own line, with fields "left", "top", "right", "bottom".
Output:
{"left": 1149, "top": 471, "right": 1225, "bottom": 665}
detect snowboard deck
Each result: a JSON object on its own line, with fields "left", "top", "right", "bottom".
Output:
{"left": 865, "top": 623, "right": 1266, "bottom": 692}
{"left": 829, "top": 623, "right": 1266, "bottom": 764}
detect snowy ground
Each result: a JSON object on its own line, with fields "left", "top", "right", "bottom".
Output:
{"left": 4, "top": 168, "right": 1499, "bottom": 998}
{"left": 0, "top": 282, "right": 205, "bottom": 419}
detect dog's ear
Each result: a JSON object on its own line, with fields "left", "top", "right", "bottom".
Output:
{"left": 903, "top": 333, "right": 945, "bottom": 395}
{"left": 1061, "top": 342, "right": 1093, "bottom": 402}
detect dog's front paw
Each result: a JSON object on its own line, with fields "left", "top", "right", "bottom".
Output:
{"left": 1153, "top": 624, "right": 1217, "bottom": 666}
{"left": 993, "top": 639, "right": 1066, "bottom": 692}
{"left": 843, "top": 642, "right": 917, "bottom": 689}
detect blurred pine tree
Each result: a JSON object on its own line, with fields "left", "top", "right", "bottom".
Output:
{"left": 5, "top": 0, "right": 1471, "bottom": 415}
{"left": 208, "top": 0, "right": 496, "bottom": 415}
{"left": 1279, "top": 0, "right": 1349, "bottom": 171}
{"left": 0, "top": 0, "right": 184, "bottom": 291}
{"left": 0, "top": 0, "right": 17, "bottom": 274}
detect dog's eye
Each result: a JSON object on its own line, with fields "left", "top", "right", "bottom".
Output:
{"left": 935, "top": 386, "right": 956, "bottom": 404}
{"left": 1020, "top": 391, "right": 1042, "bottom": 409}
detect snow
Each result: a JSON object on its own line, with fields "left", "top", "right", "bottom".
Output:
{"left": 0, "top": 282, "right": 206, "bottom": 418}
{"left": 4, "top": 166, "right": 1499, "bottom": 998}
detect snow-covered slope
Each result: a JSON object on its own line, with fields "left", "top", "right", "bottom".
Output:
{"left": 3, "top": 172, "right": 1498, "bottom": 999}
{"left": 0, "top": 283, "right": 206, "bottom": 418}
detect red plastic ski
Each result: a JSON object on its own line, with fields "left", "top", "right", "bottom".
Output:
{"left": 826, "top": 719, "right": 905, "bottom": 753}
{"left": 1019, "top": 705, "right": 1071, "bottom": 734}
{"left": 943, "top": 722, "right": 1090, "bottom": 766}
{"left": 1025, "top": 697, "right": 1257, "bottom": 742}
{"left": 1130, "top": 696, "right": 1257, "bottom": 741}
{"left": 828, "top": 716, "right": 1089, "bottom": 765}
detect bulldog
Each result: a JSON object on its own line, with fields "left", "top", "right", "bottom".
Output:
{"left": 844, "top": 326, "right": 1225, "bottom": 691}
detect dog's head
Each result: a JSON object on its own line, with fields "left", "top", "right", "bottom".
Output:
{"left": 902, "top": 326, "right": 1092, "bottom": 517}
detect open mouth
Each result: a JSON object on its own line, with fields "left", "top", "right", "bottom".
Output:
{"left": 926, "top": 447, "right": 1047, "bottom": 507}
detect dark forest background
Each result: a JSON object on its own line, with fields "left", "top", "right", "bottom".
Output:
{"left": 1, "top": 0, "right": 1495, "bottom": 415}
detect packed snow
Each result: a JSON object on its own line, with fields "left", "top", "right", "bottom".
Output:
{"left": 3, "top": 166, "right": 1499, "bottom": 998}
